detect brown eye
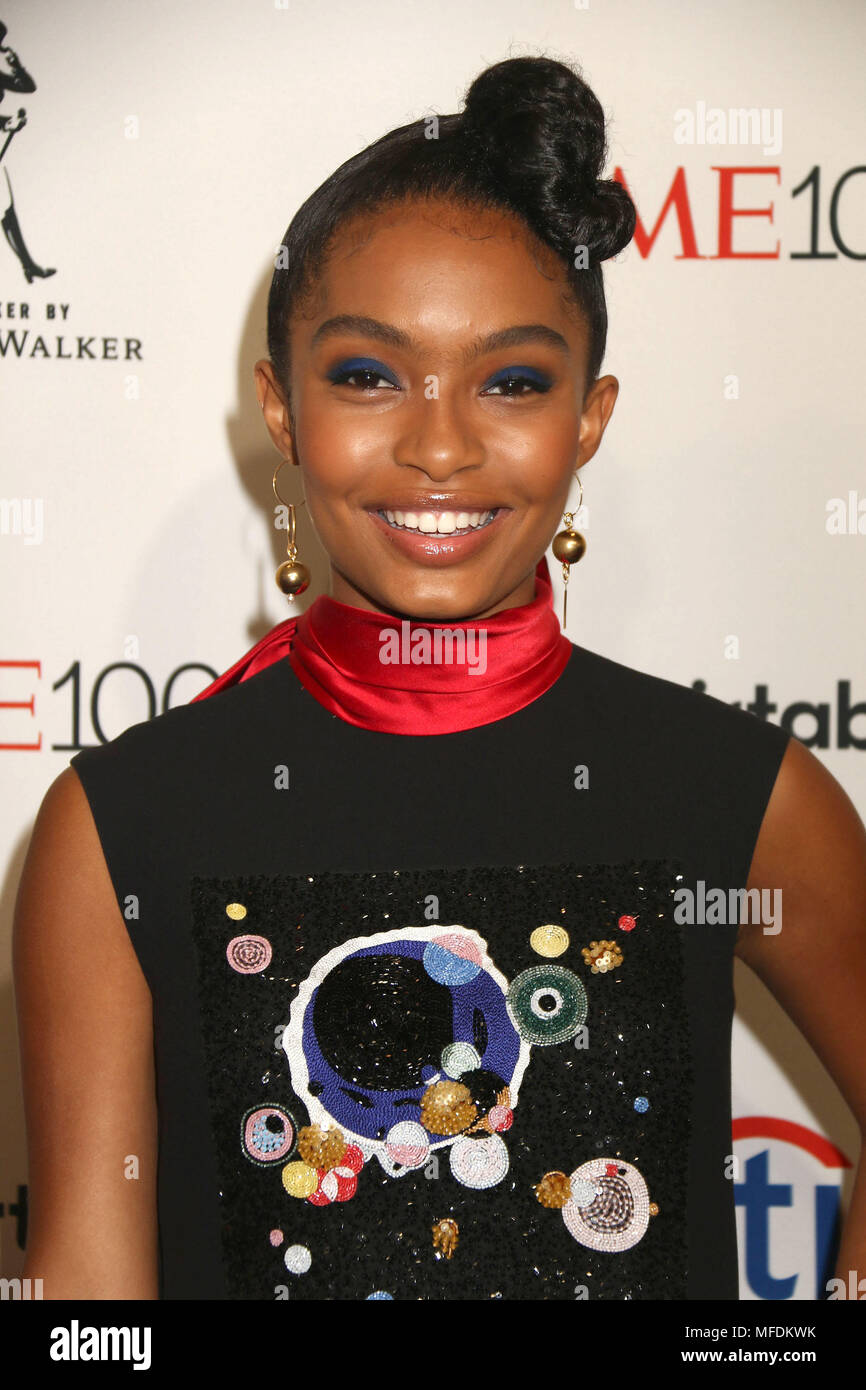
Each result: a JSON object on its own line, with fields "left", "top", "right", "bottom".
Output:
{"left": 326, "top": 358, "right": 400, "bottom": 390}
{"left": 482, "top": 369, "right": 553, "bottom": 396}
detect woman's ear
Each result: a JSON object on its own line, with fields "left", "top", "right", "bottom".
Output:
{"left": 254, "top": 359, "right": 295, "bottom": 459}
{"left": 576, "top": 374, "right": 620, "bottom": 467}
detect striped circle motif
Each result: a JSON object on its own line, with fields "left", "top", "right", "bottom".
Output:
{"left": 562, "top": 1159, "right": 651, "bottom": 1252}
{"left": 449, "top": 1134, "right": 509, "bottom": 1189}
{"left": 226, "top": 934, "right": 272, "bottom": 974}
{"left": 581, "top": 1175, "right": 634, "bottom": 1233}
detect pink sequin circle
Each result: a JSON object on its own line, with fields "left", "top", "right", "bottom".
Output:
{"left": 488, "top": 1105, "right": 513, "bottom": 1133}
{"left": 227, "top": 934, "right": 272, "bottom": 974}
{"left": 242, "top": 1105, "right": 295, "bottom": 1165}
{"left": 434, "top": 932, "right": 482, "bottom": 964}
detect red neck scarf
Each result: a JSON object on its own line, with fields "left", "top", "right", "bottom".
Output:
{"left": 191, "top": 555, "right": 572, "bottom": 735}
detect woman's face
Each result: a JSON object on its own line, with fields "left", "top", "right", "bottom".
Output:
{"left": 256, "top": 197, "right": 619, "bottom": 621}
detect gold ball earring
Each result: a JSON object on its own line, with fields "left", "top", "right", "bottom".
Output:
{"left": 272, "top": 457, "right": 311, "bottom": 600}
{"left": 551, "top": 471, "right": 587, "bottom": 630}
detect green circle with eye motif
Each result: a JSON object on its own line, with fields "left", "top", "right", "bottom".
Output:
{"left": 506, "top": 964, "right": 588, "bottom": 1045}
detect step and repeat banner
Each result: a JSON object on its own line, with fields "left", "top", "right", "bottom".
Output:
{"left": 1, "top": 0, "right": 864, "bottom": 1300}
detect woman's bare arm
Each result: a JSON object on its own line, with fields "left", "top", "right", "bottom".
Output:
{"left": 12, "top": 766, "right": 159, "bottom": 1298}
{"left": 736, "top": 735, "right": 866, "bottom": 1290}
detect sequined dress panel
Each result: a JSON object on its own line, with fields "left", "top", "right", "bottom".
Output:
{"left": 70, "top": 643, "right": 790, "bottom": 1300}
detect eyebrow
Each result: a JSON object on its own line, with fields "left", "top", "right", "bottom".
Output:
{"left": 310, "top": 314, "right": 571, "bottom": 362}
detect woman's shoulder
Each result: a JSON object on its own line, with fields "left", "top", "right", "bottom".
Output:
{"left": 70, "top": 659, "right": 288, "bottom": 779}
{"left": 568, "top": 639, "right": 791, "bottom": 758}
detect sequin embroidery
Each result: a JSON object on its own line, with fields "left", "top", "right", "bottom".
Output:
{"left": 561, "top": 1158, "right": 653, "bottom": 1252}
{"left": 189, "top": 858, "right": 694, "bottom": 1300}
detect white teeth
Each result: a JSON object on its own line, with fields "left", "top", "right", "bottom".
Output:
{"left": 380, "top": 508, "right": 495, "bottom": 534}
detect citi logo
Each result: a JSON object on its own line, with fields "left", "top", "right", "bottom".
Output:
{"left": 49, "top": 1320, "right": 152, "bottom": 1371}
{"left": 732, "top": 1117, "right": 851, "bottom": 1300}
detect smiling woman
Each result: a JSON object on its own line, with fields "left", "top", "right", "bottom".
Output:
{"left": 253, "top": 60, "right": 633, "bottom": 621}
{"left": 13, "top": 53, "right": 866, "bottom": 1307}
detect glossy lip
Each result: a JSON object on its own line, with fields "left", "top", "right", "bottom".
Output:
{"left": 365, "top": 506, "right": 510, "bottom": 564}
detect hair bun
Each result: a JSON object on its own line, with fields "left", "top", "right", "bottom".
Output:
{"left": 460, "top": 56, "right": 635, "bottom": 263}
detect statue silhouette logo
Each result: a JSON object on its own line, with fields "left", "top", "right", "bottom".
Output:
{"left": 0, "top": 20, "right": 56, "bottom": 283}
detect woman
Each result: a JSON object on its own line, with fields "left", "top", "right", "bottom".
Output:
{"left": 13, "top": 55, "right": 866, "bottom": 1301}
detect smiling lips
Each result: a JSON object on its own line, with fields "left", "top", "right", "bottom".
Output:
{"left": 377, "top": 507, "right": 498, "bottom": 535}
{"left": 365, "top": 503, "right": 510, "bottom": 562}
{"left": 366, "top": 493, "right": 509, "bottom": 538}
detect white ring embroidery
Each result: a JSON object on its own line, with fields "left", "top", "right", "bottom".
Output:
{"left": 562, "top": 1158, "right": 651, "bottom": 1252}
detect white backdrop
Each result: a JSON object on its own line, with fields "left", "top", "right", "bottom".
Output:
{"left": 2, "top": 0, "right": 864, "bottom": 1299}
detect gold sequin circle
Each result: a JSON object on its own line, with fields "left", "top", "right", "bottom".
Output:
{"left": 535, "top": 1171, "right": 573, "bottom": 1209}
{"left": 297, "top": 1124, "right": 346, "bottom": 1169}
{"left": 530, "top": 924, "right": 570, "bottom": 958}
{"left": 581, "top": 939, "right": 624, "bottom": 974}
{"left": 419, "top": 1080, "right": 477, "bottom": 1136}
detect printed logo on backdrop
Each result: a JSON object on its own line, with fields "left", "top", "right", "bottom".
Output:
{"left": 0, "top": 19, "right": 142, "bottom": 363}
{"left": 731, "top": 1118, "right": 852, "bottom": 1301}
{"left": 619, "top": 117, "right": 865, "bottom": 261}
{"left": 0, "top": 21, "right": 54, "bottom": 285}
{"left": 3, "top": 664, "right": 866, "bottom": 753}
{"left": 1, "top": 20, "right": 865, "bottom": 750}
{"left": 691, "top": 679, "right": 866, "bottom": 751}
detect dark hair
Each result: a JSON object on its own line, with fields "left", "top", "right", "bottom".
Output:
{"left": 266, "top": 55, "right": 635, "bottom": 403}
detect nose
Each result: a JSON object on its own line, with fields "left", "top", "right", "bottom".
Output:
{"left": 392, "top": 387, "right": 486, "bottom": 480}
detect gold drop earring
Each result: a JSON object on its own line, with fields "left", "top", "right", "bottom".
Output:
{"left": 272, "top": 456, "right": 311, "bottom": 600}
{"left": 551, "top": 471, "right": 587, "bottom": 630}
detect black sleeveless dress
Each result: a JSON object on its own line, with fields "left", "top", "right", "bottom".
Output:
{"left": 69, "top": 641, "right": 790, "bottom": 1301}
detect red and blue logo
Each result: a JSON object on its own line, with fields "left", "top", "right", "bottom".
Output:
{"left": 733, "top": 1117, "right": 852, "bottom": 1300}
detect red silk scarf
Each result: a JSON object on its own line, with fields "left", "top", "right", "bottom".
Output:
{"left": 191, "top": 555, "right": 572, "bottom": 735}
